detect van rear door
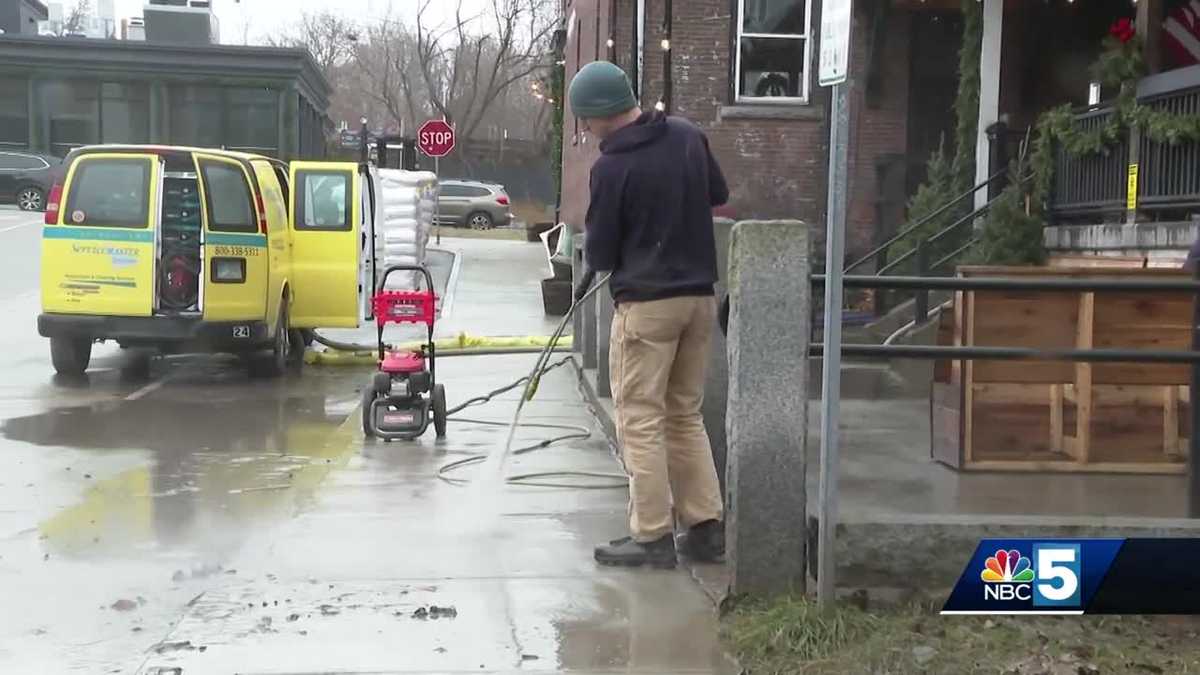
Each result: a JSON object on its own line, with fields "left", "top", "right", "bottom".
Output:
{"left": 194, "top": 153, "right": 269, "bottom": 322}
{"left": 42, "top": 153, "right": 160, "bottom": 317}
{"left": 288, "top": 161, "right": 361, "bottom": 328}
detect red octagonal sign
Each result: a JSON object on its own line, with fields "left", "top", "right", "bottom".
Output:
{"left": 418, "top": 119, "right": 455, "bottom": 158}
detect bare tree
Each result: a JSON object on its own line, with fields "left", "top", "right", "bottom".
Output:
{"left": 269, "top": 11, "right": 359, "bottom": 82}
{"left": 352, "top": 17, "right": 429, "bottom": 136}
{"left": 55, "top": 0, "right": 91, "bottom": 37}
{"left": 413, "top": 0, "right": 558, "bottom": 145}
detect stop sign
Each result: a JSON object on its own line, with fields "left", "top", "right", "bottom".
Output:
{"left": 418, "top": 119, "right": 455, "bottom": 158}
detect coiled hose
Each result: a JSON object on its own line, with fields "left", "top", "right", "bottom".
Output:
{"left": 435, "top": 272, "right": 627, "bottom": 489}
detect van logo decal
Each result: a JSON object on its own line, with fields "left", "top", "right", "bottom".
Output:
{"left": 71, "top": 210, "right": 86, "bottom": 224}
{"left": 71, "top": 243, "right": 140, "bottom": 269}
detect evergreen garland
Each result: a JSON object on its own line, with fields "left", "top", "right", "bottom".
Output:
{"left": 974, "top": 18, "right": 1200, "bottom": 265}
{"left": 891, "top": 0, "right": 982, "bottom": 269}
{"left": 1031, "top": 25, "right": 1200, "bottom": 207}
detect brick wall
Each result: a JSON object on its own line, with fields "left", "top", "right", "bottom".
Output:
{"left": 561, "top": 0, "right": 913, "bottom": 261}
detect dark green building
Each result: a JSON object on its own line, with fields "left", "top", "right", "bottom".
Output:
{"left": 0, "top": 35, "right": 331, "bottom": 160}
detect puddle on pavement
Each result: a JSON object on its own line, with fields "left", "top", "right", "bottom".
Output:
{"left": 1, "top": 389, "right": 357, "bottom": 559}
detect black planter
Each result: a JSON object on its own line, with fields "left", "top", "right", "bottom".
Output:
{"left": 541, "top": 279, "right": 572, "bottom": 316}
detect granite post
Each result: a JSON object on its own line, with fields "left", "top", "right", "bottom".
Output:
{"left": 726, "top": 220, "right": 810, "bottom": 594}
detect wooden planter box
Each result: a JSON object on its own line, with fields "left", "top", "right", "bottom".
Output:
{"left": 931, "top": 265, "right": 1193, "bottom": 474}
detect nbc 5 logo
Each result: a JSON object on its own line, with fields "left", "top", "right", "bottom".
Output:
{"left": 980, "top": 544, "right": 1081, "bottom": 607}
{"left": 1032, "top": 543, "right": 1081, "bottom": 607}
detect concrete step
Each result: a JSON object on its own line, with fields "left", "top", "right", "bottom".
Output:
{"left": 809, "top": 306, "right": 943, "bottom": 400}
{"left": 808, "top": 357, "right": 918, "bottom": 400}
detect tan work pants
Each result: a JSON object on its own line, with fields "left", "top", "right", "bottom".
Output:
{"left": 609, "top": 295, "right": 723, "bottom": 542}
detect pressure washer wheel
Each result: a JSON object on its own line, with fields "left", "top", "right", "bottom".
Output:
{"left": 361, "top": 387, "right": 377, "bottom": 438}
{"left": 432, "top": 384, "right": 447, "bottom": 438}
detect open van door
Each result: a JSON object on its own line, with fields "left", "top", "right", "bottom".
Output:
{"left": 195, "top": 153, "right": 270, "bottom": 321}
{"left": 288, "top": 161, "right": 361, "bottom": 328}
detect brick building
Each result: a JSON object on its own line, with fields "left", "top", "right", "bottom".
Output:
{"left": 559, "top": 0, "right": 960, "bottom": 263}
{"left": 560, "top": 0, "right": 1200, "bottom": 267}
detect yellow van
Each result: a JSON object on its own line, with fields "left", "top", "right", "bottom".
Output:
{"left": 38, "top": 145, "right": 369, "bottom": 377}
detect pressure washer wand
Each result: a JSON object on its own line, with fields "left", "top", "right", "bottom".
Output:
{"left": 523, "top": 273, "right": 611, "bottom": 402}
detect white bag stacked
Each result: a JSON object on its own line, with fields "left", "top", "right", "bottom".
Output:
{"left": 376, "top": 169, "right": 438, "bottom": 290}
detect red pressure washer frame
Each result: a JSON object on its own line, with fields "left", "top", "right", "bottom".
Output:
{"left": 372, "top": 265, "right": 438, "bottom": 383}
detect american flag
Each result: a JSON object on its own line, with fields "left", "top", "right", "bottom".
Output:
{"left": 1165, "top": 1, "right": 1200, "bottom": 68}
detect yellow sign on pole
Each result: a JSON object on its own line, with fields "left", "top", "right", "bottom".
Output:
{"left": 1127, "top": 163, "right": 1139, "bottom": 211}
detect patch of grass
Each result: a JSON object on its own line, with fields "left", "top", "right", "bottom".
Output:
{"left": 725, "top": 594, "right": 1200, "bottom": 674}
{"left": 725, "top": 595, "right": 879, "bottom": 672}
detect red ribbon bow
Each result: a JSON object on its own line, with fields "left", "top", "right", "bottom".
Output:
{"left": 1110, "top": 17, "right": 1136, "bottom": 44}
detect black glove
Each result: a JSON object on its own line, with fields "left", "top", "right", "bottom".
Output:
{"left": 574, "top": 268, "right": 597, "bottom": 303}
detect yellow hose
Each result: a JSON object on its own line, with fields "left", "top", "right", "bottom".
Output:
{"left": 304, "top": 333, "right": 575, "bottom": 366}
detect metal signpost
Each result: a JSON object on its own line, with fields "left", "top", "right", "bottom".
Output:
{"left": 817, "top": 0, "right": 853, "bottom": 609}
{"left": 418, "top": 119, "right": 456, "bottom": 247}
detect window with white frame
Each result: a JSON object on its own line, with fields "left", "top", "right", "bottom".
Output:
{"left": 735, "top": 0, "right": 813, "bottom": 103}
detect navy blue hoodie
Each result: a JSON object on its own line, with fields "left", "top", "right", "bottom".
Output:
{"left": 584, "top": 110, "right": 729, "bottom": 304}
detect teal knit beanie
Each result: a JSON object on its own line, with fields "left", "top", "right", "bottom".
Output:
{"left": 568, "top": 61, "right": 637, "bottom": 119}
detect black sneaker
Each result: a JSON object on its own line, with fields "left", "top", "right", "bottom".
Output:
{"left": 594, "top": 534, "right": 677, "bottom": 569}
{"left": 678, "top": 520, "right": 725, "bottom": 563}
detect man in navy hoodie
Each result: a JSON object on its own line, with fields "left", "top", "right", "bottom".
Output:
{"left": 569, "top": 61, "right": 729, "bottom": 568}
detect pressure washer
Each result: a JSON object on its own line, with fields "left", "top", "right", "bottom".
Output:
{"left": 328, "top": 267, "right": 623, "bottom": 488}
{"left": 361, "top": 264, "right": 448, "bottom": 442}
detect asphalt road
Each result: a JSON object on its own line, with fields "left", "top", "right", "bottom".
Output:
{"left": 0, "top": 207, "right": 393, "bottom": 669}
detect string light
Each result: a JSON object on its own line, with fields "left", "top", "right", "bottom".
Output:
{"left": 661, "top": 38, "right": 670, "bottom": 51}
{"left": 655, "top": 100, "right": 665, "bottom": 111}
{"left": 607, "top": 38, "right": 615, "bottom": 48}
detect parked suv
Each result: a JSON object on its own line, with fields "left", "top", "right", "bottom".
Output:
{"left": 437, "top": 179, "right": 513, "bottom": 230}
{"left": 0, "top": 151, "right": 62, "bottom": 211}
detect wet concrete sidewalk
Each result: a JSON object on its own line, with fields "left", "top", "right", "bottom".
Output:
{"left": 142, "top": 356, "right": 736, "bottom": 674}
{"left": 0, "top": 225, "right": 734, "bottom": 674}
{"left": 319, "top": 237, "right": 564, "bottom": 349}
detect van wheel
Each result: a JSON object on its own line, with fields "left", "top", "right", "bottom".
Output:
{"left": 250, "top": 308, "right": 291, "bottom": 378}
{"left": 50, "top": 337, "right": 91, "bottom": 376}
{"left": 119, "top": 350, "right": 153, "bottom": 382}
{"left": 287, "top": 329, "right": 306, "bottom": 369}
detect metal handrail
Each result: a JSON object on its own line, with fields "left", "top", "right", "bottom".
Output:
{"left": 874, "top": 245, "right": 918, "bottom": 277}
{"left": 815, "top": 275, "right": 1200, "bottom": 292}
{"left": 806, "top": 265, "right": 1200, "bottom": 517}
{"left": 932, "top": 237, "right": 978, "bottom": 271}
{"left": 873, "top": 196, "right": 994, "bottom": 276}
{"left": 844, "top": 168, "right": 1007, "bottom": 274}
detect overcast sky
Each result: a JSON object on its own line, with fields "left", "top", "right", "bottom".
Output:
{"left": 111, "top": 0, "right": 490, "bottom": 45}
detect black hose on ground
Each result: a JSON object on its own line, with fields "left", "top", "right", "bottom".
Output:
{"left": 432, "top": 273, "right": 627, "bottom": 490}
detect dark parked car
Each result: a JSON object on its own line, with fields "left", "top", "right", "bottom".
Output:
{"left": 0, "top": 151, "right": 62, "bottom": 211}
